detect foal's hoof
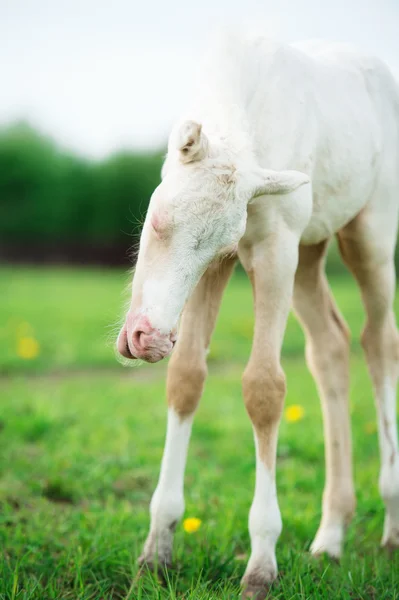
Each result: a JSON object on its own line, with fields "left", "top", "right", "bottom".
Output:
{"left": 381, "top": 523, "right": 399, "bottom": 554}
{"left": 241, "top": 573, "right": 274, "bottom": 600}
{"left": 137, "top": 555, "right": 173, "bottom": 585}
{"left": 311, "top": 548, "right": 341, "bottom": 565}
{"left": 310, "top": 526, "right": 343, "bottom": 561}
{"left": 241, "top": 582, "right": 271, "bottom": 599}
{"left": 382, "top": 539, "right": 399, "bottom": 556}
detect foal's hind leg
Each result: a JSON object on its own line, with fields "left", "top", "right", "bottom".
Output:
{"left": 338, "top": 209, "right": 399, "bottom": 549}
{"left": 293, "top": 241, "right": 356, "bottom": 559}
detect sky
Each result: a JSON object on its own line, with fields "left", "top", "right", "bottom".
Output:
{"left": 1, "top": 0, "right": 398, "bottom": 158}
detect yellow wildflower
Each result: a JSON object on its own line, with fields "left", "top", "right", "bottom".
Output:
{"left": 285, "top": 404, "right": 305, "bottom": 423}
{"left": 183, "top": 517, "right": 202, "bottom": 533}
{"left": 17, "top": 336, "right": 40, "bottom": 360}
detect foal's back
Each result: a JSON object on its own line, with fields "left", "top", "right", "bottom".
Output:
{"left": 288, "top": 39, "right": 399, "bottom": 243}
{"left": 197, "top": 33, "right": 399, "bottom": 244}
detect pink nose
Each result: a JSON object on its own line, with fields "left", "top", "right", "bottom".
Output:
{"left": 117, "top": 315, "right": 176, "bottom": 363}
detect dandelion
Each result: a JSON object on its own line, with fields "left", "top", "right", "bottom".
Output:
{"left": 17, "top": 336, "right": 40, "bottom": 360}
{"left": 285, "top": 404, "right": 305, "bottom": 423}
{"left": 183, "top": 517, "right": 202, "bottom": 533}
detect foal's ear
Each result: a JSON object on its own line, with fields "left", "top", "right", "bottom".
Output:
{"left": 245, "top": 168, "right": 310, "bottom": 200}
{"left": 176, "top": 120, "right": 209, "bottom": 163}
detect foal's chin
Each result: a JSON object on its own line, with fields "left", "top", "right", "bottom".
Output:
{"left": 140, "top": 350, "right": 171, "bottom": 364}
{"left": 127, "top": 344, "right": 175, "bottom": 364}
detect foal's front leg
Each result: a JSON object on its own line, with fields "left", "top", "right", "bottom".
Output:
{"left": 139, "top": 257, "right": 236, "bottom": 573}
{"left": 239, "top": 223, "right": 303, "bottom": 598}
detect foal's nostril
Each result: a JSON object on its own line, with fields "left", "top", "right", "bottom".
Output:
{"left": 130, "top": 322, "right": 176, "bottom": 357}
{"left": 132, "top": 329, "right": 143, "bottom": 349}
{"left": 116, "top": 324, "right": 136, "bottom": 359}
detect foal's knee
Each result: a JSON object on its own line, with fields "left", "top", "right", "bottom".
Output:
{"left": 167, "top": 353, "right": 207, "bottom": 417}
{"left": 242, "top": 363, "right": 286, "bottom": 429}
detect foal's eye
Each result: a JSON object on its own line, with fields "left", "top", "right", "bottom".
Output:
{"left": 193, "top": 237, "right": 202, "bottom": 251}
{"left": 151, "top": 223, "right": 161, "bottom": 239}
{"left": 150, "top": 212, "right": 171, "bottom": 240}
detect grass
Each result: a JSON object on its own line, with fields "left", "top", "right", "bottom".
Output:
{"left": 0, "top": 265, "right": 398, "bottom": 599}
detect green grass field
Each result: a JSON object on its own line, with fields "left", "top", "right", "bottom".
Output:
{"left": 1, "top": 265, "right": 398, "bottom": 599}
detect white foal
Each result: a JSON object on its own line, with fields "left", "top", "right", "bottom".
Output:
{"left": 117, "top": 32, "right": 399, "bottom": 598}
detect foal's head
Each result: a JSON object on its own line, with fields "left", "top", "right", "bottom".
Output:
{"left": 117, "top": 120, "right": 308, "bottom": 362}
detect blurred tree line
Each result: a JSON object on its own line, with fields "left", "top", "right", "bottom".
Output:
{"left": 0, "top": 122, "right": 398, "bottom": 271}
{"left": 0, "top": 123, "right": 163, "bottom": 264}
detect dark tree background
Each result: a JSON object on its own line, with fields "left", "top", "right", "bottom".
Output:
{"left": 0, "top": 123, "right": 164, "bottom": 265}
{"left": 0, "top": 122, "right": 398, "bottom": 270}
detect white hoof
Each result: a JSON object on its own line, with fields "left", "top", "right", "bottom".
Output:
{"left": 310, "top": 523, "right": 344, "bottom": 559}
{"left": 381, "top": 514, "right": 399, "bottom": 550}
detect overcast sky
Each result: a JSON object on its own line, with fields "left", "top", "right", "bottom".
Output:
{"left": 1, "top": 0, "right": 398, "bottom": 158}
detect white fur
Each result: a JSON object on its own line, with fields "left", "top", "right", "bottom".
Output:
{"left": 378, "top": 378, "right": 399, "bottom": 547}
{"left": 128, "top": 32, "right": 399, "bottom": 336}
{"left": 124, "top": 32, "right": 399, "bottom": 586}
{"left": 310, "top": 522, "right": 346, "bottom": 559}
{"left": 141, "top": 409, "right": 193, "bottom": 564}
{"left": 242, "top": 434, "right": 282, "bottom": 585}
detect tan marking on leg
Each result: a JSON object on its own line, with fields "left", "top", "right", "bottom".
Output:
{"left": 338, "top": 209, "right": 399, "bottom": 548}
{"left": 167, "top": 361, "right": 207, "bottom": 418}
{"left": 243, "top": 363, "right": 286, "bottom": 469}
{"left": 140, "top": 255, "right": 236, "bottom": 570}
{"left": 293, "top": 240, "right": 356, "bottom": 557}
{"left": 166, "top": 254, "right": 237, "bottom": 418}
{"left": 238, "top": 222, "right": 301, "bottom": 590}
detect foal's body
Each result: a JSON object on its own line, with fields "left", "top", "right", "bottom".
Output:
{"left": 186, "top": 36, "right": 398, "bottom": 245}
{"left": 118, "top": 34, "right": 399, "bottom": 598}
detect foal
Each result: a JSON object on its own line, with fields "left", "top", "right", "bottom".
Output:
{"left": 117, "top": 33, "right": 399, "bottom": 598}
